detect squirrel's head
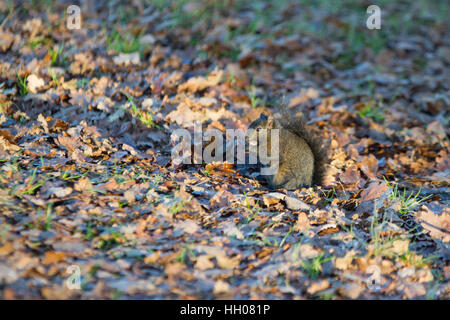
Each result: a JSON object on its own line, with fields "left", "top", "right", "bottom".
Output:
{"left": 249, "top": 113, "right": 278, "bottom": 130}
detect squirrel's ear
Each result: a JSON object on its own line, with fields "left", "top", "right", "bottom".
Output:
{"left": 267, "top": 115, "right": 275, "bottom": 128}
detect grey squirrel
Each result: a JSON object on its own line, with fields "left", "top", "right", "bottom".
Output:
{"left": 248, "top": 113, "right": 327, "bottom": 190}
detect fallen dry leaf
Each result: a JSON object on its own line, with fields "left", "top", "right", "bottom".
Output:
{"left": 416, "top": 205, "right": 450, "bottom": 242}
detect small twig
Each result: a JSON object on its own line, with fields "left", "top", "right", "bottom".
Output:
{"left": 0, "top": 4, "right": 16, "bottom": 30}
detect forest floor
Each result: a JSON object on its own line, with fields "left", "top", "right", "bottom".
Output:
{"left": 0, "top": 0, "right": 448, "bottom": 299}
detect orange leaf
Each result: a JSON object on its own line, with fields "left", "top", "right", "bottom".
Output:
{"left": 42, "top": 251, "right": 66, "bottom": 265}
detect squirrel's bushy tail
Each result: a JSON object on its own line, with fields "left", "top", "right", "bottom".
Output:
{"left": 279, "top": 109, "right": 327, "bottom": 185}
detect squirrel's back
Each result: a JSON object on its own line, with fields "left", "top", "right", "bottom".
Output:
{"left": 278, "top": 113, "right": 327, "bottom": 186}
